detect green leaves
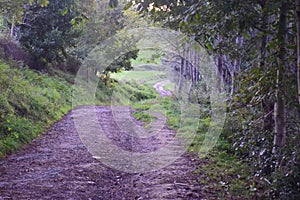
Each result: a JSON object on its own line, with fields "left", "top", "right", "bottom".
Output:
{"left": 0, "top": 0, "right": 49, "bottom": 24}
{"left": 18, "top": 0, "right": 82, "bottom": 67}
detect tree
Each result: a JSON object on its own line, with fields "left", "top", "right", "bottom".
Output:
{"left": 17, "top": 0, "right": 82, "bottom": 67}
{"left": 73, "top": 0, "right": 125, "bottom": 60}
{"left": 273, "top": 1, "right": 288, "bottom": 154}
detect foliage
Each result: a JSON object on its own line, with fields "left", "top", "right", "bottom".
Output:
{"left": 17, "top": 0, "right": 82, "bottom": 67}
{"left": 73, "top": 0, "right": 126, "bottom": 60}
{"left": 105, "top": 49, "right": 139, "bottom": 73}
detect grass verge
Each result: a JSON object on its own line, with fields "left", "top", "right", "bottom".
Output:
{"left": 0, "top": 62, "right": 72, "bottom": 156}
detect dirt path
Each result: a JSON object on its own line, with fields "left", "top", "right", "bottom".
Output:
{"left": 0, "top": 82, "right": 216, "bottom": 199}
{"left": 153, "top": 80, "right": 172, "bottom": 96}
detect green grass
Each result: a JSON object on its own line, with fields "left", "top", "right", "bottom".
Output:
{"left": 131, "top": 98, "right": 159, "bottom": 126}
{"left": 110, "top": 81, "right": 158, "bottom": 106}
{"left": 163, "top": 82, "right": 175, "bottom": 92}
{"left": 0, "top": 62, "right": 72, "bottom": 156}
{"left": 131, "top": 49, "right": 162, "bottom": 66}
{"left": 132, "top": 111, "right": 157, "bottom": 123}
{"left": 111, "top": 70, "right": 166, "bottom": 84}
{"left": 111, "top": 43, "right": 170, "bottom": 86}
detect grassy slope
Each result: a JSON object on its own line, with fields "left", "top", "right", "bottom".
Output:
{"left": 0, "top": 62, "right": 73, "bottom": 156}
{"left": 111, "top": 70, "right": 166, "bottom": 85}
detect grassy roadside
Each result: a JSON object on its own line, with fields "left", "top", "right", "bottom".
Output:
{"left": 0, "top": 62, "right": 73, "bottom": 156}
{"left": 0, "top": 62, "right": 110, "bottom": 156}
{"left": 111, "top": 70, "right": 166, "bottom": 85}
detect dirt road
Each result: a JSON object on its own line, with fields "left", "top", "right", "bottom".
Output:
{"left": 153, "top": 80, "right": 172, "bottom": 96}
{"left": 0, "top": 82, "right": 215, "bottom": 199}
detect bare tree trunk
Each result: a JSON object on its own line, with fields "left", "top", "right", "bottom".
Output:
{"left": 195, "top": 51, "right": 200, "bottom": 82}
{"left": 193, "top": 50, "right": 198, "bottom": 84}
{"left": 230, "top": 62, "right": 236, "bottom": 103}
{"left": 184, "top": 44, "right": 189, "bottom": 79}
{"left": 178, "top": 49, "right": 184, "bottom": 95}
{"left": 297, "top": 0, "right": 300, "bottom": 104}
{"left": 86, "top": 67, "right": 89, "bottom": 83}
{"left": 189, "top": 47, "right": 200, "bottom": 101}
{"left": 10, "top": 16, "right": 15, "bottom": 38}
{"left": 215, "top": 56, "right": 222, "bottom": 93}
{"left": 273, "top": 2, "right": 287, "bottom": 154}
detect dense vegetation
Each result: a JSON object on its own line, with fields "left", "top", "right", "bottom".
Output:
{"left": 132, "top": 0, "right": 300, "bottom": 198}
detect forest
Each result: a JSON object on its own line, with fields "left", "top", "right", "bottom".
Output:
{"left": 0, "top": 0, "right": 299, "bottom": 199}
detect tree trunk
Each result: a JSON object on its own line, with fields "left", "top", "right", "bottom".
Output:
{"left": 184, "top": 44, "right": 189, "bottom": 79}
{"left": 296, "top": 0, "right": 300, "bottom": 104}
{"left": 273, "top": 2, "right": 287, "bottom": 154}
{"left": 10, "top": 16, "right": 15, "bottom": 38}
{"left": 194, "top": 50, "right": 199, "bottom": 83}
{"left": 215, "top": 56, "right": 222, "bottom": 93}
{"left": 177, "top": 49, "right": 184, "bottom": 95}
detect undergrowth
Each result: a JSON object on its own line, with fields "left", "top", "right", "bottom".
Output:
{"left": 0, "top": 61, "right": 73, "bottom": 156}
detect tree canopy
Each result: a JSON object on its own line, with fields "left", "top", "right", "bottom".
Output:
{"left": 17, "top": 0, "right": 83, "bottom": 67}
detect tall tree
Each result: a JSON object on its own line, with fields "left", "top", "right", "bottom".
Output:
{"left": 273, "top": 1, "right": 288, "bottom": 151}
